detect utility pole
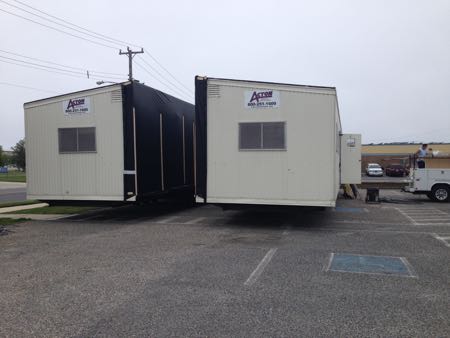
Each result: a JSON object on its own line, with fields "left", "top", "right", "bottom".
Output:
{"left": 119, "top": 46, "right": 144, "bottom": 81}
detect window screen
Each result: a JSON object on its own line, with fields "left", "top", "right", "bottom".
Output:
{"left": 239, "top": 123, "right": 261, "bottom": 149}
{"left": 58, "top": 128, "right": 77, "bottom": 152}
{"left": 58, "top": 127, "right": 96, "bottom": 153}
{"left": 239, "top": 122, "right": 285, "bottom": 150}
{"left": 77, "top": 127, "right": 96, "bottom": 151}
{"left": 262, "top": 122, "right": 285, "bottom": 149}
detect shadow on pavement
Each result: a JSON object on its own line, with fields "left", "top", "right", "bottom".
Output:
{"left": 64, "top": 201, "right": 195, "bottom": 223}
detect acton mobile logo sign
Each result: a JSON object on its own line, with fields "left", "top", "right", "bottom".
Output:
{"left": 63, "top": 97, "right": 91, "bottom": 115}
{"left": 244, "top": 89, "right": 280, "bottom": 108}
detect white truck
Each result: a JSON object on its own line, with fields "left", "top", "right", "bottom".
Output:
{"left": 404, "top": 168, "right": 450, "bottom": 202}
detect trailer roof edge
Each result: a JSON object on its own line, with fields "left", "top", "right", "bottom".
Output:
{"left": 195, "top": 75, "right": 336, "bottom": 91}
{"left": 23, "top": 81, "right": 132, "bottom": 107}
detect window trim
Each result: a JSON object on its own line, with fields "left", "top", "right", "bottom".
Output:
{"left": 58, "top": 127, "right": 97, "bottom": 154}
{"left": 238, "top": 121, "right": 287, "bottom": 151}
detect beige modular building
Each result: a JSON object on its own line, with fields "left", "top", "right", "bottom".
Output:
{"left": 195, "top": 77, "right": 361, "bottom": 208}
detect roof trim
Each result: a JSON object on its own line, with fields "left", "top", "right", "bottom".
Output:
{"left": 196, "top": 75, "right": 335, "bottom": 90}
{"left": 23, "top": 81, "right": 131, "bottom": 106}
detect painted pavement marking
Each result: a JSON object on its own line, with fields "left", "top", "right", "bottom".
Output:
{"left": 396, "top": 207, "right": 450, "bottom": 226}
{"left": 157, "top": 216, "right": 181, "bottom": 224}
{"left": 326, "top": 253, "right": 417, "bottom": 278}
{"left": 244, "top": 248, "right": 278, "bottom": 286}
{"left": 432, "top": 233, "right": 450, "bottom": 248}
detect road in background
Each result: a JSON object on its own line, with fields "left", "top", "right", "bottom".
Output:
{"left": 0, "top": 182, "right": 26, "bottom": 202}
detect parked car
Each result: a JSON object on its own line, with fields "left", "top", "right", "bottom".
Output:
{"left": 385, "top": 164, "right": 408, "bottom": 177}
{"left": 366, "top": 163, "right": 383, "bottom": 176}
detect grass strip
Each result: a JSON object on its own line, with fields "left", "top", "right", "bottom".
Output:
{"left": 0, "top": 171, "right": 26, "bottom": 183}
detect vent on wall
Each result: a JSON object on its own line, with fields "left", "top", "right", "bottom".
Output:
{"left": 111, "top": 90, "right": 123, "bottom": 102}
{"left": 207, "top": 84, "right": 220, "bottom": 98}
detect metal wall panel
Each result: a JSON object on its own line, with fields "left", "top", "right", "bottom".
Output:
{"left": 206, "top": 79, "right": 338, "bottom": 207}
{"left": 25, "top": 86, "right": 124, "bottom": 200}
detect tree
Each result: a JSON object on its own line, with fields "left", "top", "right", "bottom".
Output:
{"left": 0, "top": 145, "right": 3, "bottom": 167}
{"left": 12, "top": 139, "right": 26, "bottom": 171}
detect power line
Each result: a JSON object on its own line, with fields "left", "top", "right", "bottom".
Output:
{"left": 0, "top": 58, "right": 90, "bottom": 78}
{"left": 143, "top": 52, "right": 194, "bottom": 95}
{"left": 135, "top": 61, "right": 193, "bottom": 101}
{"left": 0, "top": 49, "right": 126, "bottom": 77}
{"left": 0, "top": 7, "right": 118, "bottom": 50}
{"left": 0, "top": 58, "right": 119, "bottom": 81}
{"left": 0, "top": 55, "right": 123, "bottom": 80}
{"left": 137, "top": 55, "right": 193, "bottom": 97}
{"left": 9, "top": 0, "right": 141, "bottom": 48}
{"left": 0, "top": 81, "right": 61, "bottom": 94}
{"left": 0, "top": 55, "right": 86, "bottom": 75}
{"left": 0, "top": 2, "right": 193, "bottom": 94}
{"left": 0, "top": 0, "right": 128, "bottom": 48}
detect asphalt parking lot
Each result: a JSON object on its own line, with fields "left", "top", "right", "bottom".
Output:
{"left": 1, "top": 190, "right": 449, "bottom": 337}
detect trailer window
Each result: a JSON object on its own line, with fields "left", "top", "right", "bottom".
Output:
{"left": 239, "top": 122, "right": 285, "bottom": 150}
{"left": 239, "top": 123, "right": 261, "bottom": 149}
{"left": 58, "top": 127, "right": 96, "bottom": 153}
{"left": 262, "top": 122, "right": 285, "bottom": 149}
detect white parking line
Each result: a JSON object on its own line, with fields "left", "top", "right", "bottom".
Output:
{"left": 395, "top": 208, "right": 418, "bottom": 225}
{"left": 244, "top": 248, "right": 277, "bottom": 286}
{"left": 411, "top": 213, "right": 450, "bottom": 216}
{"left": 414, "top": 218, "right": 450, "bottom": 221}
{"left": 157, "top": 216, "right": 180, "bottom": 224}
{"left": 282, "top": 225, "right": 292, "bottom": 235}
{"left": 399, "top": 257, "right": 418, "bottom": 278}
{"left": 432, "top": 233, "right": 450, "bottom": 248}
{"left": 186, "top": 217, "right": 206, "bottom": 224}
{"left": 396, "top": 207, "right": 450, "bottom": 226}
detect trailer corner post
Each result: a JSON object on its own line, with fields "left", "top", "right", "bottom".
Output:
{"left": 193, "top": 121, "right": 197, "bottom": 196}
{"left": 160, "top": 113, "right": 165, "bottom": 191}
{"left": 133, "top": 107, "right": 138, "bottom": 196}
{"left": 183, "top": 115, "right": 186, "bottom": 185}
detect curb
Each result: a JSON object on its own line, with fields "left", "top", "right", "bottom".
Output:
{"left": 0, "top": 203, "right": 49, "bottom": 214}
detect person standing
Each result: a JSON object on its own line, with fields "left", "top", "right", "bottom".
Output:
{"left": 415, "top": 143, "right": 428, "bottom": 168}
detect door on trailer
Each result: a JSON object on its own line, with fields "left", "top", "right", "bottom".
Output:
{"left": 340, "top": 134, "right": 361, "bottom": 184}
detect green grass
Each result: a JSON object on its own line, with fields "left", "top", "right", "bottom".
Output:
{"left": 0, "top": 171, "right": 26, "bottom": 182}
{"left": 0, "top": 200, "right": 40, "bottom": 208}
{"left": 0, "top": 217, "right": 30, "bottom": 225}
{"left": 10, "top": 205, "right": 98, "bottom": 215}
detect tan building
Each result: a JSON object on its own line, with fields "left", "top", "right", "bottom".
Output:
{"left": 362, "top": 143, "right": 450, "bottom": 171}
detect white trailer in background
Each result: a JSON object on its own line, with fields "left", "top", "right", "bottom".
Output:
{"left": 195, "top": 76, "right": 361, "bottom": 207}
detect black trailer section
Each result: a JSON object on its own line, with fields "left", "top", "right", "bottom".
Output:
{"left": 123, "top": 82, "right": 195, "bottom": 202}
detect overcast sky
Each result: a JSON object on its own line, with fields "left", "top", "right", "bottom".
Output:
{"left": 1, "top": 0, "right": 449, "bottom": 149}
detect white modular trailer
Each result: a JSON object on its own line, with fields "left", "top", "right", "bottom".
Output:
{"left": 24, "top": 81, "right": 195, "bottom": 202}
{"left": 195, "top": 77, "right": 361, "bottom": 207}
